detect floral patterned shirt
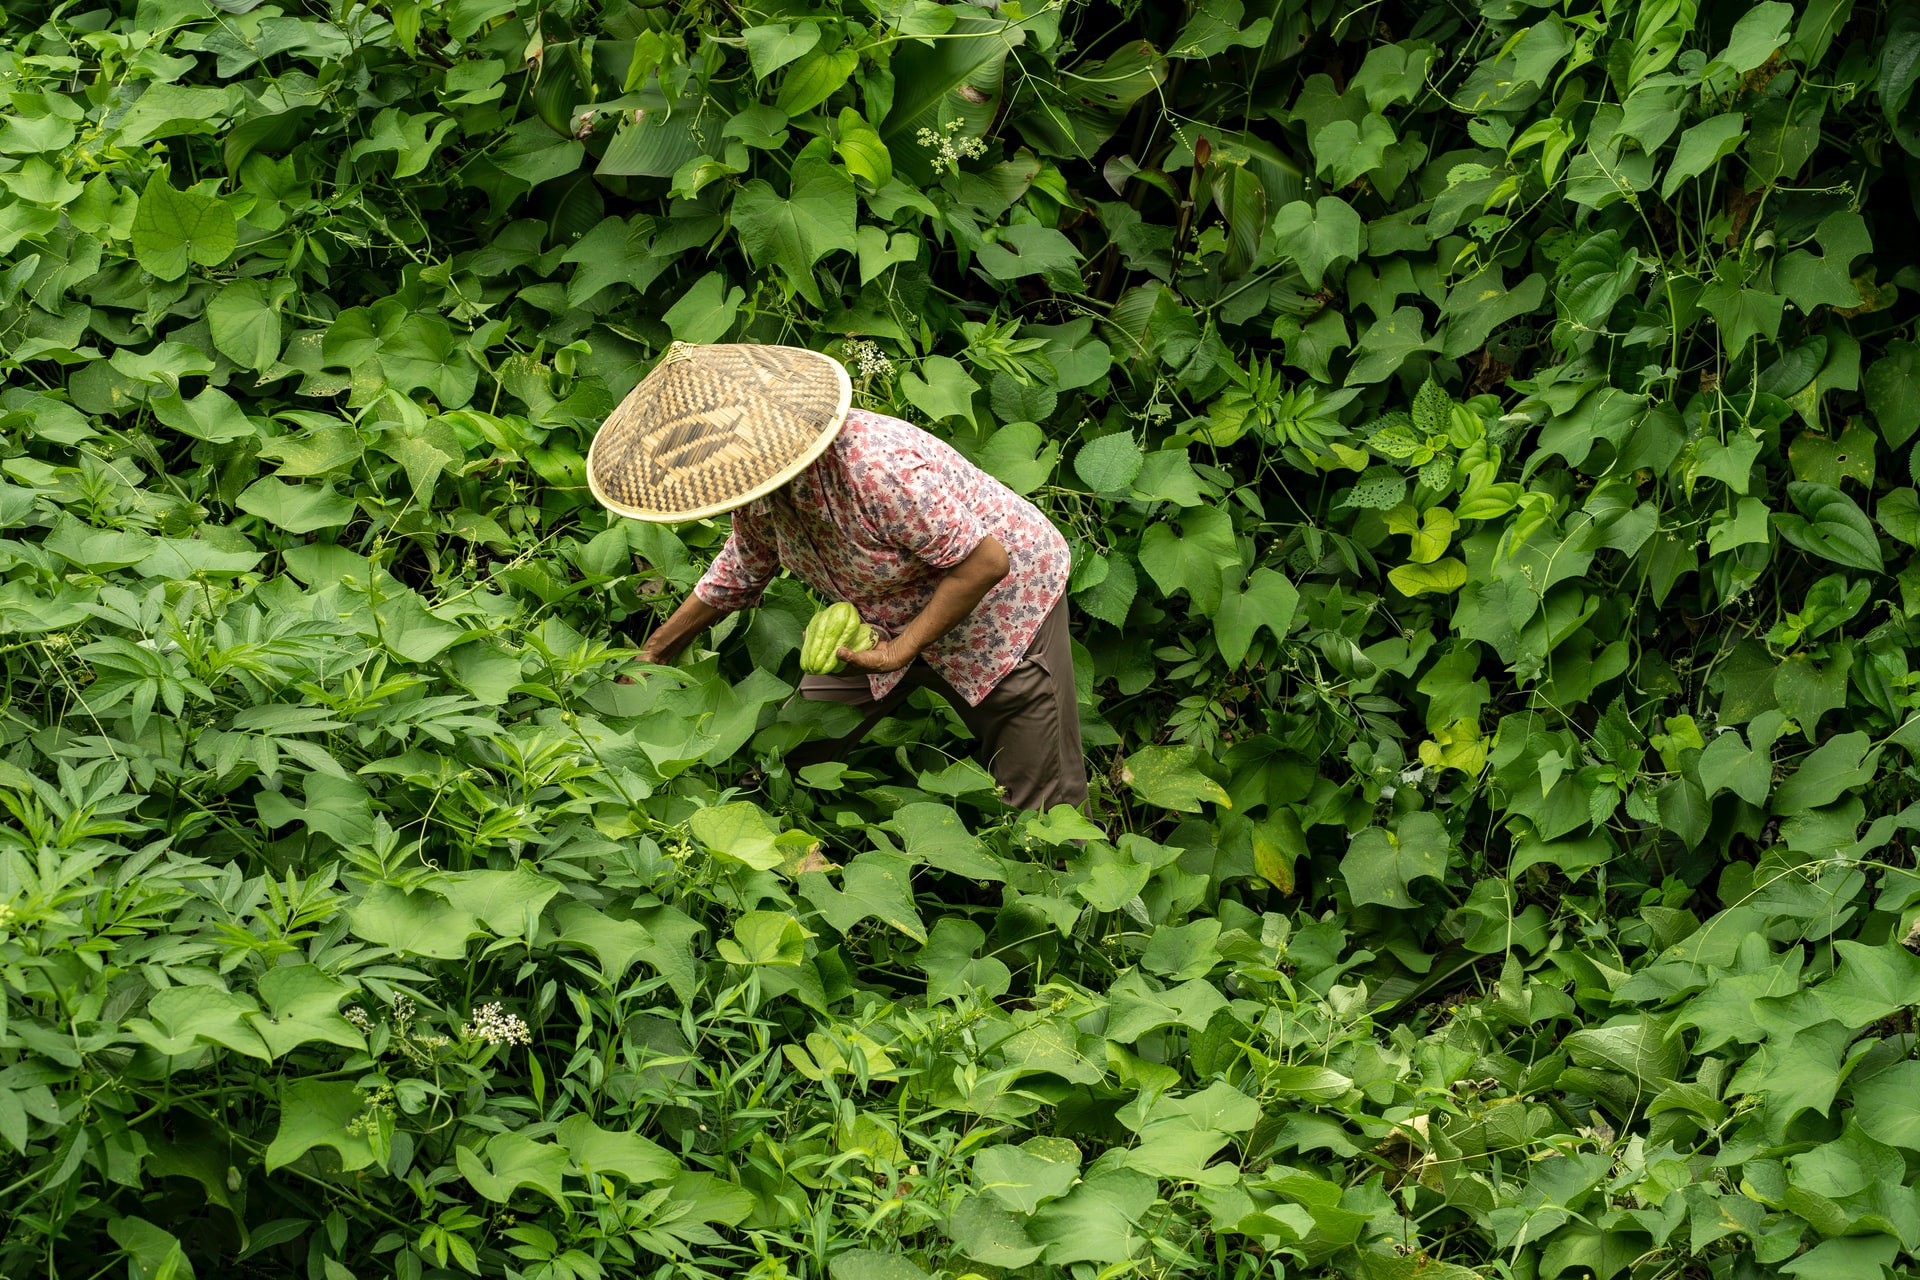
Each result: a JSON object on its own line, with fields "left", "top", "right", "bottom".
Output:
{"left": 693, "top": 409, "right": 1070, "bottom": 706}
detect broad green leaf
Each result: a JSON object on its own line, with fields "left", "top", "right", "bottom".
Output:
{"left": 833, "top": 107, "right": 893, "bottom": 188}
{"left": 1347, "top": 305, "right": 1438, "bottom": 384}
{"left": 151, "top": 386, "right": 257, "bottom": 443}
{"left": 207, "top": 278, "right": 284, "bottom": 370}
{"left": 1137, "top": 506, "right": 1239, "bottom": 614}
{"left": 127, "top": 984, "right": 271, "bottom": 1060}
{"left": 1775, "top": 482, "right": 1883, "bottom": 572}
{"left": 1312, "top": 114, "right": 1396, "bottom": 189}
{"left": 1170, "top": 0, "right": 1273, "bottom": 59}
{"left": 1269, "top": 196, "right": 1363, "bottom": 289}
{"left": 829, "top": 1250, "right": 931, "bottom": 1280}
{"left": 976, "top": 421, "right": 1060, "bottom": 493}
{"left": 1340, "top": 811, "right": 1447, "bottom": 909}
{"left": 1851, "top": 1063, "right": 1920, "bottom": 1150}
{"left": 1140, "top": 917, "right": 1224, "bottom": 980}
{"left": 1076, "top": 551, "right": 1137, "bottom": 626}
{"left": 662, "top": 271, "right": 745, "bottom": 344}
{"left": 1789, "top": 425, "right": 1876, "bottom": 488}
{"left": 731, "top": 165, "right": 856, "bottom": 307}
{"left": 1074, "top": 432, "right": 1143, "bottom": 494}
{"left": 1120, "top": 744, "right": 1231, "bottom": 812}
{"left": 1388, "top": 558, "right": 1467, "bottom": 597}
{"left": 104, "top": 1219, "right": 192, "bottom": 1280}
{"left": 1252, "top": 808, "right": 1306, "bottom": 892}
{"left": 1711, "top": 2, "right": 1795, "bottom": 74}
{"left": 264, "top": 1079, "right": 378, "bottom": 1172}
{"left": 1776, "top": 211, "right": 1872, "bottom": 313}
{"left": 1655, "top": 776, "right": 1709, "bottom": 846}
{"left": 1772, "top": 731, "right": 1879, "bottom": 814}
{"left": 717, "top": 910, "right": 809, "bottom": 967}
{"left": 742, "top": 22, "right": 821, "bottom": 79}
{"left": 916, "top": 917, "right": 1012, "bottom": 1002}
{"left": 898, "top": 355, "right": 980, "bottom": 426}
{"left": 975, "top": 222, "right": 1084, "bottom": 285}
{"left": 975, "top": 1138, "right": 1082, "bottom": 1213}
{"left": 1352, "top": 1255, "right": 1486, "bottom": 1280}
{"left": 347, "top": 884, "right": 475, "bottom": 960}
{"left": 132, "top": 176, "right": 237, "bottom": 280}
{"left": 1564, "top": 1016, "right": 1684, "bottom": 1085}
{"left": 1027, "top": 1169, "right": 1158, "bottom": 1266}
{"left": 856, "top": 223, "right": 919, "bottom": 284}
{"left": 456, "top": 1131, "right": 569, "bottom": 1206}
{"left": 556, "top": 1114, "right": 682, "bottom": 1185}
{"left": 1880, "top": 488, "right": 1920, "bottom": 546}
{"left": 1814, "top": 940, "right": 1920, "bottom": 1028}
{"left": 776, "top": 45, "right": 859, "bottom": 116}
{"left": 1658, "top": 113, "right": 1747, "bottom": 199}
{"left": 691, "top": 801, "right": 788, "bottom": 870}
{"left": 236, "top": 476, "right": 356, "bottom": 533}
{"left": 1077, "top": 841, "right": 1151, "bottom": 911}
{"left": 248, "top": 965, "right": 365, "bottom": 1059}
{"left": 1213, "top": 567, "right": 1298, "bottom": 668}
{"left": 1260, "top": 1064, "right": 1354, "bottom": 1101}
{"left": 947, "top": 1194, "right": 1045, "bottom": 1268}
{"left": 798, "top": 852, "right": 926, "bottom": 943}
{"left": 1698, "top": 730, "right": 1774, "bottom": 805}
{"left": 882, "top": 803, "right": 1002, "bottom": 879}
{"left": 438, "top": 866, "right": 561, "bottom": 937}
{"left": 1699, "top": 277, "right": 1787, "bottom": 352}
{"left": 1866, "top": 342, "right": 1920, "bottom": 447}
{"left": 550, "top": 901, "right": 655, "bottom": 980}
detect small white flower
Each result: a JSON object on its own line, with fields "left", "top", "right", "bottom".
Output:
{"left": 343, "top": 1006, "right": 373, "bottom": 1031}
{"left": 915, "top": 120, "right": 989, "bottom": 175}
{"left": 462, "top": 1001, "right": 531, "bottom": 1047}
{"left": 844, "top": 339, "right": 894, "bottom": 381}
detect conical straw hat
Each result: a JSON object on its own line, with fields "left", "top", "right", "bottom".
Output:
{"left": 587, "top": 342, "right": 852, "bottom": 523}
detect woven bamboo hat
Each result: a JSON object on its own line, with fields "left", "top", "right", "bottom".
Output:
{"left": 587, "top": 342, "right": 852, "bottom": 523}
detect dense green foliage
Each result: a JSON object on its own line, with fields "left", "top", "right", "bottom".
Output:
{"left": 4, "top": 0, "right": 1920, "bottom": 1276}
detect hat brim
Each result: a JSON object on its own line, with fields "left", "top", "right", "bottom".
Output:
{"left": 586, "top": 344, "right": 853, "bottom": 524}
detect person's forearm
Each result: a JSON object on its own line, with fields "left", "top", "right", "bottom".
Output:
{"left": 640, "top": 593, "right": 731, "bottom": 664}
{"left": 890, "top": 536, "right": 1011, "bottom": 658}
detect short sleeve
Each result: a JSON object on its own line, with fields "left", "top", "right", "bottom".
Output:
{"left": 692, "top": 505, "right": 779, "bottom": 610}
{"left": 865, "top": 443, "right": 986, "bottom": 569}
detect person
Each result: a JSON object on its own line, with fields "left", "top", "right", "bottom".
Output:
{"left": 586, "top": 341, "right": 1088, "bottom": 814}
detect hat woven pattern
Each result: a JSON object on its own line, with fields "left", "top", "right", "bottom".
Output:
{"left": 588, "top": 344, "right": 851, "bottom": 522}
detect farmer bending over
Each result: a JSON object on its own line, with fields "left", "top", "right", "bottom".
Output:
{"left": 586, "top": 342, "right": 1088, "bottom": 813}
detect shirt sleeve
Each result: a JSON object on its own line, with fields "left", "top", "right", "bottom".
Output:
{"left": 867, "top": 440, "right": 987, "bottom": 569}
{"left": 692, "top": 506, "right": 779, "bottom": 611}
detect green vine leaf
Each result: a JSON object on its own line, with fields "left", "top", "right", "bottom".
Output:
{"left": 131, "top": 175, "right": 236, "bottom": 280}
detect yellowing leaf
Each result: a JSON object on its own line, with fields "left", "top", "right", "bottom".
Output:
{"left": 1418, "top": 719, "right": 1488, "bottom": 776}
{"left": 1384, "top": 503, "right": 1461, "bottom": 563}
{"left": 1388, "top": 557, "right": 1467, "bottom": 597}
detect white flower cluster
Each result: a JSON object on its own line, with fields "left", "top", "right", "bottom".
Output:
{"left": 845, "top": 339, "right": 893, "bottom": 381}
{"left": 343, "top": 1006, "right": 373, "bottom": 1031}
{"left": 916, "top": 120, "right": 988, "bottom": 175}
{"left": 462, "top": 1001, "right": 532, "bottom": 1047}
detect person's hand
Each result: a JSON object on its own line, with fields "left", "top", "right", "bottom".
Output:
{"left": 617, "top": 648, "right": 665, "bottom": 685}
{"left": 837, "top": 636, "right": 918, "bottom": 674}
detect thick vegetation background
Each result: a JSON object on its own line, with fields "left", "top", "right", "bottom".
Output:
{"left": 3, "top": 0, "right": 1920, "bottom": 1276}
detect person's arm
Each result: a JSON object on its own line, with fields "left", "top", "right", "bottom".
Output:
{"left": 838, "top": 535, "right": 1009, "bottom": 673}
{"left": 639, "top": 592, "right": 731, "bottom": 664}
{"left": 632, "top": 508, "right": 776, "bottom": 670}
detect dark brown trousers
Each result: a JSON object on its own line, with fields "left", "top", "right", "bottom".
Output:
{"left": 788, "top": 598, "right": 1089, "bottom": 813}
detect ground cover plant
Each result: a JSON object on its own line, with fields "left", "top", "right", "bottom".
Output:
{"left": 3, "top": 0, "right": 1920, "bottom": 1276}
